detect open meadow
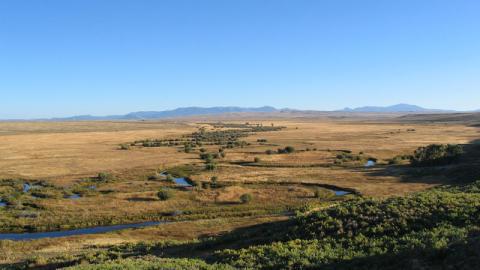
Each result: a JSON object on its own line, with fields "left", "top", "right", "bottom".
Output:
{"left": 0, "top": 115, "right": 479, "bottom": 268}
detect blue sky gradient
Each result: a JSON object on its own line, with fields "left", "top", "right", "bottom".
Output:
{"left": 1, "top": 0, "right": 479, "bottom": 118}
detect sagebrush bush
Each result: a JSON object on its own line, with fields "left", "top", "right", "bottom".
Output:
{"left": 157, "top": 188, "right": 174, "bottom": 201}
{"left": 240, "top": 193, "right": 253, "bottom": 204}
{"left": 410, "top": 144, "right": 463, "bottom": 166}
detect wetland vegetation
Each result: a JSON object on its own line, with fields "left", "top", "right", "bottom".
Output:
{"left": 0, "top": 118, "right": 479, "bottom": 269}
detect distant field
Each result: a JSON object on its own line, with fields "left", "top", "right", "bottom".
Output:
{"left": 0, "top": 118, "right": 477, "bottom": 194}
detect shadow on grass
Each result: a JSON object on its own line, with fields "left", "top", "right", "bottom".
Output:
{"left": 362, "top": 139, "right": 480, "bottom": 185}
{"left": 90, "top": 218, "right": 295, "bottom": 262}
{"left": 315, "top": 230, "right": 480, "bottom": 270}
{"left": 127, "top": 197, "right": 157, "bottom": 202}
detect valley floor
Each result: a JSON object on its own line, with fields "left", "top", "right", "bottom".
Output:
{"left": 0, "top": 116, "right": 478, "bottom": 268}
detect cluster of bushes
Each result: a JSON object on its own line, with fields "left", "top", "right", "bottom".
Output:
{"left": 67, "top": 257, "right": 234, "bottom": 270}
{"left": 265, "top": 146, "right": 295, "bottom": 155}
{"left": 215, "top": 181, "right": 480, "bottom": 269}
{"left": 125, "top": 123, "right": 285, "bottom": 151}
{"left": 199, "top": 149, "right": 228, "bottom": 171}
{"left": 97, "top": 172, "right": 114, "bottom": 182}
{"left": 410, "top": 144, "right": 463, "bottom": 167}
{"left": 388, "top": 154, "right": 412, "bottom": 165}
{"left": 333, "top": 150, "right": 365, "bottom": 164}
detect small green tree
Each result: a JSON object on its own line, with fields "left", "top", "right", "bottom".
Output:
{"left": 240, "top": 193, "right": 253, "bottom": 204}
{"left": 201, "top": 182, "right": 211, "bottom": 189}
{"left": 205, "top": 162, "right": 217, "bottom": 171}
{"left": 97, "top": 172, "right": 113, "bottom": 182}
{"left": 157, "top": 188, "right": 173, "bottom": 201}
{"left": 210, "top": 176, "right": 218, "bottom": 188}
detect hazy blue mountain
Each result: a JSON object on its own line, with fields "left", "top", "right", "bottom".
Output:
{"left": 47, "top": 106, "right": 278, "bottom": 121}
{"left": 122, "top": 106, "right": 277, "bottom": 119}
{"left": 3, "top": 105, "right": 462, "bottom": 121}
{"left": 339, "top": 103, "right": 453, "bottom": 113}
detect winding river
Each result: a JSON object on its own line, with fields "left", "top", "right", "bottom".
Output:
{"left": 0, "top": 221, "right": 166, "bottom": 241}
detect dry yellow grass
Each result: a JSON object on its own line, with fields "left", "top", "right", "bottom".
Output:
{"left": 0, "top": 121, "right": 196, "bottom": 183}
{"left": 0, "top": 215, "right": 287, "bottom": 264}
{"left": 0, "top": 119, "right": 477, "bottom": 195}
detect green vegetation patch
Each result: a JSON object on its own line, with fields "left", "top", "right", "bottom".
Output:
{"left": 66, "top": 257, "right": 234, "bottom": 270}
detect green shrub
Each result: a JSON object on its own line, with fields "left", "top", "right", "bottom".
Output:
{"left": 240, "top": 193, "right": 253, "bottom": 204}
{"left": 410, "top": 144, "right": 463, "bottom": 166}
{"left": 216, "top": 181, "right": 480, "bottom": 269}
{"left": 254, "top": 157, "right": 261, "bottom": 163}
{"left": 166, "top": 175, "right": 175, "bottom": 183}
{"left": 277, "top": 146, "right": 295, "bottom": 154}
{"left": 210, "top": 176, "right": 218, "bottom": 188}
{"left": 157, "top": 188, "right": 174, "bottom": 201}
{"left": 119, "top": 144, "right": 130, "bottom": 150}
{"left": 205, "top": 162, "right": 217, "bottom": 171}
{"left": 97, "top": 172, "right": 113, "bottom": 182}
{"left": 66, "top": 258, "right": 234, "bottom": 270}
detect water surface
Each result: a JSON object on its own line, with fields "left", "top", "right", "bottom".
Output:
{"left": 334, "top": 190, "right": 351, "bottom": 196}
{"left": 365, "top": 160, "right": 376, "bottom": 167}
{"left": 0, "top": 221, "right": 166, "bottom": 241}
{"left": 174, "top": 177, "right": 192, "bottom": 187}
{"left": 68, "top": 194, "right": 81, "bottom": 199}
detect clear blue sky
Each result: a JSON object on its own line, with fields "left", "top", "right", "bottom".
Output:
{"left": 1, "top": 0, "right": 479, "bottom": 118}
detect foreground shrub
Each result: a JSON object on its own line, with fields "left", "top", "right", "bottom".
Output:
{"left": 215, "top": 181, "right": 480, "bottom": 269}
{"left": 67, "top": 257, "right": 234, "bottom": 270}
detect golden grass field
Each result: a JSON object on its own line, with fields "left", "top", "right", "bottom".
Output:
{"left": 0, "top": 119, "right": 477, "bottom": 195}
{"left": 0, "top": 117, "right": 478, "bottom": 265}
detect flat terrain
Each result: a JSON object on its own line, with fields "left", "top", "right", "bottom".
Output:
{"left": 0, "top": 119, "right": 477, "bottom": 194}
{"left": 0, "top": 116, "right": 478, "bottom": 267}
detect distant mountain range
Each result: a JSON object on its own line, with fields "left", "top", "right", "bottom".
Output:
{"left": 339, "top": 103, "right": 454, "bottom": 113}
{"left": 2, "top": 104, "right": 468, "bottom": 121}
{"left": 48, "top": 106, "right": 279, "bottom": 121}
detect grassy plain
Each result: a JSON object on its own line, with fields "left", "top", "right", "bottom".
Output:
{"left": 0, "top": 119, "right": 476, "bottom": 192}
{"left": 0, "top": 116, "right": 478, "bottom": 268}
